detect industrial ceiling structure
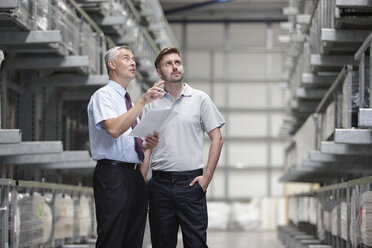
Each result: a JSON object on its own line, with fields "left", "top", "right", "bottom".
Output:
{"left": 159, "top": 0, "right": 287, "bottom": 22}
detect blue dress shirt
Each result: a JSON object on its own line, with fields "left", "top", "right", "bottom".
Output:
{"left": 87, "top": 80, "right": 141, "bottom": 163}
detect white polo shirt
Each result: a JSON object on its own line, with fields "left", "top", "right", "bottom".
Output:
{"left": 143, "top": 84, "right": 225, "bottom": 171}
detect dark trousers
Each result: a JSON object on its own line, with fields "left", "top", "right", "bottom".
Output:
{"left": 93, "top": 160, "right": 148, "bottom": 248}
{"left": 148, "top": 169, "right": 208, "bottom": 248}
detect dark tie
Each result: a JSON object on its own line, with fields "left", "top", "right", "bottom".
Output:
{"left": 125, "top": 92, "right": 144, "bottom": 162}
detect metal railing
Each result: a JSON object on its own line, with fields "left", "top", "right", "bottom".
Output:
{"left": 354, "top": 32, "right": 372, "bottom": 108}
{"left": 286, "top": 175, "right": 372, "bottom": 247}
{"left": 284, "top": 65, "right": 357, "bottom": 171}
{"left": 0, "top": 178, "right": 94, "bottom": 248}
{"left": 313, "top": 65, "right": 356, "bottom": 149}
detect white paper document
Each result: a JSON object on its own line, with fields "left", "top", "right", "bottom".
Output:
{"left": 129, "top": 108, "right": 177, "bottom": 139}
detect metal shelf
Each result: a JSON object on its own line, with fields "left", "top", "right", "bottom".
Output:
{"left": 0, "top": 129, "right": 21, "bottom": 144}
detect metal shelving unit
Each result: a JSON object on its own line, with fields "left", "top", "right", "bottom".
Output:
{"left": 280, "top": 0, "right": 372, "bottom": 247}
{"left": 280, "top": 176, "right": 372, "bottom": 248}
{"left": 0, "top": 0, "right": 177, "bottom": 247}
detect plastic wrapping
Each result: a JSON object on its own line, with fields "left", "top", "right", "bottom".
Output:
{"left": 16, "top": 0, "right": 31, "bottom": 29}
{"left": 16, "top": 193, "right": 53, "bottom": 247}
{"left": 340, "top": 201, "right": 347, "bottom": 241}
{"left": 122, "top": 15, "right": 140, "bottom": 43}
{"left": 350, "top": 188, "right": 358, "bottom": 247}
{"left": 230, "top": 201, "right": 261, "bottom": 230}
{"left": 35, "top": 0, "right": 49, "bottom": 30}
{"left": 76, "top": 195, "right": 93, "bottom": 237}
{"left": 317, "top": 200, "right": 325, "bottom": 241}
{"left": 54, "top": 193, "right": 74, "bottom": 240}
{"left": 341, "top": 70, "right": 359, "bottom": 128}
{"left": 331, "top": 204, "right": 339, "bottom": 237}
{"left": 8, "top": 191, "right": 20, "bottom": 248}
{"left": 357, "top": 68, "right": 371, "bottom": 109}
{"left": 323, "top": 211, "right": 331, "bottom": 233}
{"left": 299, "top": 197, "right": 308, "bottom": 224}
{"left": 207, "top": 202, "right": 231, "bottom": 230}
{"left": 294, "top": 114, "right": 316, "bottom": 166}
{"left": 288, "top": 196, "right": 299, "bottom": 226}
{"left": 52, "top": 0, "right": 81, "bottom": 55}
{"left": 42, "top": 194, "right": 53, "bottom": 243}
{"left": 81, "top": 22, "right": 100, "bottom": 73}
{"left": 360, "top": 191, "right": 372, "bottom": 246}
{"left": 309, "top": 197, "right": 317, "bottom": 226}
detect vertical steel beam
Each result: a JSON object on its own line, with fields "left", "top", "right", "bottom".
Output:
{"left": 355, "top": 185, "right": 361, "bottom": 246}
{"left": 266, "top": 23, "right": 273, "bottom": 197}
{"left": 0, "top": 184, "right": 9, "bottom": 247}
{"left": 182, "top": 22, "right": 187, "bottom": 81}
{"left": 359, "top": 53, "right": 365, "bottom": 107}
{"left": 209, "top": 51, "right": 216, "bottom": 198}
{"left": 1, "top": 61, "right": 7, "bottom": 129}
{"left": 346, "top": 187, "right": 351, "bottom": 248}
{"left": 369, "top": 43, "right": 372, "bottom": 108}
{"left": 223, "top": 22, "right": 230, "bottom": 202}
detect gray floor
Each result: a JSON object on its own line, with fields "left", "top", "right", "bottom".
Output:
{"left": 178, "top": 230, "right": 277, "bottom": 248}
{"left": 143, "top": 229, "right": 277, "bottom": 248}
{"left": 68, "top": 230, "right": 277, "bottom": 248}
{"left": 206, "top": 230, "right": 277, "bottom": 248}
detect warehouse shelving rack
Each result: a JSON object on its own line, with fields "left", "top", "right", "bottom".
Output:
{"left": 280, "top": 0, "right": 372, "bottom": 183}
{"left": 280, "top": 0, "right": 372, "bottom": 136}
{"left": 279, "top": 175, "right": 372, "bottom": 248}
{"left": 0, "top": 0, "right": 176, "bottom": 181}
{"left": 0, "top": 0, "right": 177, "bottom": 247}
{"left": 0, "top": 178, "right": 95, "bottom": 247}
{"left": 279, "top": 0, "right": 372, "bottom": 247}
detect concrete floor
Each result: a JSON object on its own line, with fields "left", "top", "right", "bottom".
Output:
{"left": 178, "top": 230, "right": 277, "bottom": 248}
{"left": 143, "top": 229, "right": 277, "bottom": 248}
{"left": 67, "top": 230, "right": 277, "bottom": 248}
{"left": 205, "top": 230, "right": 277, "bottom": 248}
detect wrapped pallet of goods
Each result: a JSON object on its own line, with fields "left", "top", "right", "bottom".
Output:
{"left": 15, "top": 193, "right": 53, "bottom": 247}
{"left": 361, "top": 191, "right": 372, "bottom": 246}
{"left": 54, "top": 193, "right": 74, "bottom": 240}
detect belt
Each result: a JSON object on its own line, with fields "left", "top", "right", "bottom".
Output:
{"left": 98, "top": 159, "right": 139, "bottom": 170}
{"left": 152, "top": 169, "right": 203, "bottom": 180}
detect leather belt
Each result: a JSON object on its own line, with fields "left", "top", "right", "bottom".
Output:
{"left": 152, "top": 169, "right": 203, "bottom": 180}
{"left": 98, "top": 159, "right": 139, "bottom": 170}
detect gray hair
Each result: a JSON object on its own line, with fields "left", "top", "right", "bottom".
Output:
{"left": 104, "top": 45, "right": 132, "bottom": 75}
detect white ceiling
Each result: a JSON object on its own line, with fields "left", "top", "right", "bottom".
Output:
{"left": 159, "top": 0, "right": 288, "bottom": 22}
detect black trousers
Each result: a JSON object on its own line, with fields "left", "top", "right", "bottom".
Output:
{"left": 148, "top": 169, "right": 208, "bottom": 248}
{"left": 93, "top": 159, "right": 148, "bottom": 248}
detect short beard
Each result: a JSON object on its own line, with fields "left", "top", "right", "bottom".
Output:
{"left": 160, "top": 70, "right": 183, "bottom": 83}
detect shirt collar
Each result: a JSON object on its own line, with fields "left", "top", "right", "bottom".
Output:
{"left": 107, "top": 80, "right": 127, "bottom": 98}
{"left": 162, "top": 83, "right": 192, "bottom": 99}
{"left": 181, "top": 84, "right": 192, "bottom": 97}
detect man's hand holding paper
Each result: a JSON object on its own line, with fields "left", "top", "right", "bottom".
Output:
{"left": 129, "top": 108, "right": 177, "bottom": 139}
{"left": 143, "top": 131, "right": 159, "bottom": 150}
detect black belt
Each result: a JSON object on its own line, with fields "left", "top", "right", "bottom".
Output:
{"left": 152, "top": 169, "right": 203, "bottom": 180}
{"left": 98, "top": 159, "right": 139, "bottom": 170}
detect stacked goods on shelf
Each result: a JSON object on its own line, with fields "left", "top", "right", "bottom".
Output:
{"left": 15, "top": 193, "right": 53, "bottom": 247}
{"left": 316, "top": 199, "right": 325, "bottom": 241}
{"left": 81, "top": 21, "right": 101, "bottom": 74}
{"left": 35, "top": 0, "right": 49, "bottom": 31}
{"left": 361, "top": 191, "right": 372, "bottom": 246}
{"left": 54, "top": 193, "right": 74, "bottom": 240}
{"left": 331, "top": 203, "right": 339, "bottom": 240}
{"left": 340, "top": 201, "right": 347, "bottom": 242}
{"left": 52, "top": 0, "right": 81, "bottom": 55}
{"left": 75, "top": 195, "right": 93, "bottom": 237}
